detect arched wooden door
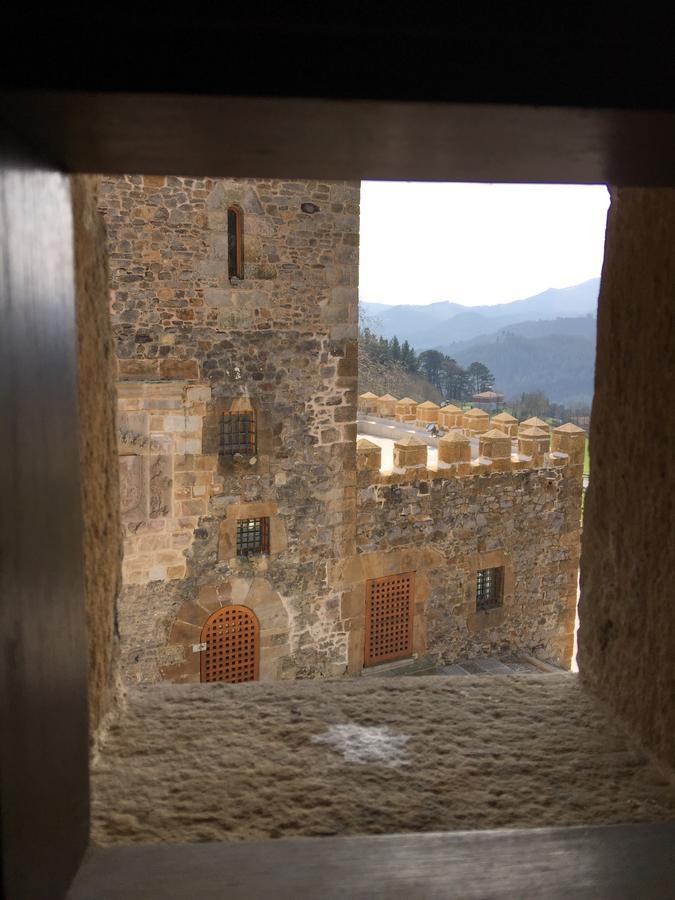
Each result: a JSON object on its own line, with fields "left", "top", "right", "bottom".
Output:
{"left": 200, "top": 605, "right": 260, "bottom": 683}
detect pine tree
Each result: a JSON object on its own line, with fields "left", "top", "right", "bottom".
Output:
{"left": 466, "top": 361, "right": 496, "bottom": 393}
{"left": 390, "top": 335, "right": 401, "bottom": 362}
{"left": 418, "top": 350, "right": 445, "bottom": 390}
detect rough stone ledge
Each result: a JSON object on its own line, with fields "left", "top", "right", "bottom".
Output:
{"left": 91, "top": 676, "right": 675, "bottom": 845}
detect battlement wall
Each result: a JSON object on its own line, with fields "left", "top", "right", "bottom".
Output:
{"left": 346, "top": 417, "right": 584, "bottom": 670}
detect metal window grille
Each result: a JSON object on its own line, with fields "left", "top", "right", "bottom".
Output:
{"left": 200, "top": 605, "right": 259, "bottom": 683}
{"left": 236, "top": 517, "right": 270, "bottom": 557}
{"left": 220, "top": 410, "right": 256, "bottom": 456}
{"left": 476, "top": 567, "right": 504, "bottom": 612}
{"left": 364, "top": 572, "right": 415, "bottom": 667}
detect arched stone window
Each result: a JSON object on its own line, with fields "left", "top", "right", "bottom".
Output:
{"left": 227, "top": 205, "right": 243, "bottom": 279}
{"left": 200, "top": 605, "right": 259, "bottom": 683}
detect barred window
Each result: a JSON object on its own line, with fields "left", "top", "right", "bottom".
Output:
{"left": 227, "top": 205, "right": 243, "bottom": 279}
{"left": 476, "top": 567, "right": 504, "bottom": 612}
{"left": 220, "top": 410, "right": 256, "bottom": 456}
{"left": 236, "top": 518, "right": 270, "bottom": 557}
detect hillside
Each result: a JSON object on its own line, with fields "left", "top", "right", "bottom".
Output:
{"left": 361, "top": 280, "right": 599, "bottom": 404}
{"left": 491, "top": 316, "right": 596, "bottom": 341}
{"left": 448, "top": 332, "right": 595, "bottom": 405}
{"left": 358, "top": 345, "right": 442, "bottom": 403}
{"left": 361, "top": 278, "right": 599, "bottom": 349}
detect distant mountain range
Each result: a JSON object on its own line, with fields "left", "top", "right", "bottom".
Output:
{"left": 361, "top": 279, "right": 599, "bottom": 405}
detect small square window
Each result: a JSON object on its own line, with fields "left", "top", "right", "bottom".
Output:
{"left": 476, "top": 566, "right": 504, "bottom": 612}
{"left": 236, "top": 518, "right": 270, "bottom": 557}
{"left": 220, "top": 410, "right": 256, "bottom": 456}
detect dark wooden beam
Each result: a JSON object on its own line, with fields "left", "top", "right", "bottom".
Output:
{"left": 0, "top": 134, "right": 90, "bottom": 900}
{"left": 2, "top": 91, "right": 675, "bottom": 185}
{"left": 68, "top": 823, "right": 675, "bottom": 899}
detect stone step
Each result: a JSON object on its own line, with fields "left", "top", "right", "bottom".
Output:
{"left": 360, "top": 655, "right": 438, "bottom": 678}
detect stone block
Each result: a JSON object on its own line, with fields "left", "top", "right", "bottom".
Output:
{"left": 321, "top": 286, "right": 357, "bottom": 325}
{"left": 163, "top": 414, "right": 202, "bottom": 433}
{"left": 180, "top": 499, "right": 207, "bottom": 517}
{"left": 118, "top": 358, "right": 159, "bottom": 380}
{"left": 149, "top": 455, "right": 172, "bottom": 519}
{"left": 203, "top": 288, "right": 228, "bottom": 307}
{"left": 119, "top": 454, "right": 148, "bottom": 522}
{"left": 186, "top": 385, "right": 211, "bottom": 403}
{"left": 169, "top": 620, "right": 202, "bottom": 645}
{"left": 159, "top": 358, "right": 199, "bottom": 380}
{"left": 340, "top": 591, "right": 363, "bottom": 620}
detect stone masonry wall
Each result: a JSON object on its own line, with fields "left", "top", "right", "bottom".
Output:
{"left": 579, "top": 188, "right": 675, "bottom": 769}
{"left": 99, "top": 175, "right": 359, "bottom": 683}
{"left": 101, "top": 174, "right": 580, "bottom": 685}
{"left": 72, "top": 175, "right": 122, "bottom": 733}
{"left": 343, "top": 459, "right": 582, "bottom": 670}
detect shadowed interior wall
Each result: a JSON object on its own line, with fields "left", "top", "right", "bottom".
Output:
{"left": 579, "top": 188, "right": 675, "bottom": 769}
{"left": 72, "top": 175, "right": 122, "bottom": 733}
{"left": 0, "top": 146, "right": 90, "bottom": 900}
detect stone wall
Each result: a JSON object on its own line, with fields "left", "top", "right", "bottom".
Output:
{"left": 343, "top": 458, "right": 581, "bottom": 670}
{"left": 101, "top": 174, "right": 581, "bottom": 686}
{"left": 579, "top": 188, "right": 675, "bottom": 769}
{"left": 71, "top": 175, "right": 122, "bottom": 732}
{"left": 99, "top": 175, "right": 359, "bottom": 682}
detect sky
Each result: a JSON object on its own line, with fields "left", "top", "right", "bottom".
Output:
{"left": 359, "top": 182, "right": 610, "bottom": 307}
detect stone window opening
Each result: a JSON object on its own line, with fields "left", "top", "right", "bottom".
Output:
{"left": 476, "top": 566, "right": 504, "bottom": 612}
{"left": 220, "top": 408, "right": 257, "bottom": 457}
{"left": 236, "top": 517, "right": 270, "bottom": 557}
{"left": 227, "top": 204, "right": 243, "bottom": 280}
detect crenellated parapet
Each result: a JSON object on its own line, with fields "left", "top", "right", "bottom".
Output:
{"left": 438, "top": 403, "right": 464, "bottom": 428}
{"left": 551, "top": 422, "right": 586, "bottom": 469}
{"left": 358, "top": 391, "right": 379, "bottom": 414}
{"left": 463, "top": 407, "right": 490, "bottom": 435}
{"left": 393, "top": 434, "right": 428, "bottom": 468}
{"left": 438, "top": 429, "right": 471, "bottom": 464}
{"left": 416, "top": 400, "right": 440, "bottom": 427}
{"left": 518, "top": 426, "right": 550, "bottom": 467}
{"left": 376, "top": 393, "right": 398, "bottom": 417}
{"left": 490, "top": 411, "right": 518, "bottom": 437}
{"left": 356, "top": 419, "right": 586, "bottom": 487}
{"left": 395, "top": 397, "right": 417, "bottom": 422}
{"left": 356, "top": 438, "right": 382, "bottom": 472}
{"left": 479, "top": 429, "right": 512, "bottom": 472}
{"left": 519, "top": 416, "right": 550, "bottom": 435}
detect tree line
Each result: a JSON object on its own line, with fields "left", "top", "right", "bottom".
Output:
{"left": 507, "top": 391, "right": 591, "bottom": 426}
{"left": 360, "top": 327, "right": 495, "bottom": 402}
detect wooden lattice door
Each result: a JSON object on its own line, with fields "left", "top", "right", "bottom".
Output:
{"left": 200, "top": 605, "right": 260, "bottom": 683}
{"left": 364, "top": 572, "right": 415, "bottom": 667}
